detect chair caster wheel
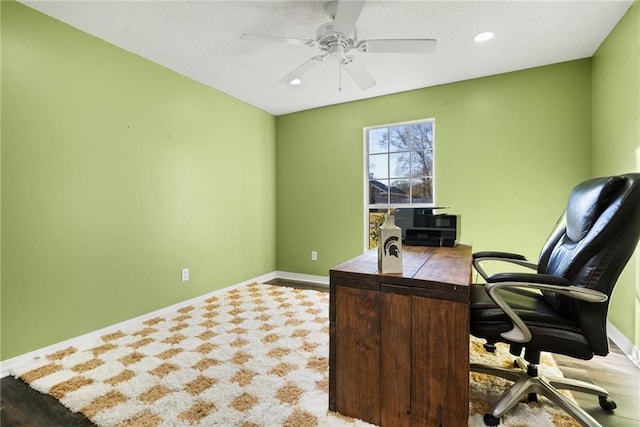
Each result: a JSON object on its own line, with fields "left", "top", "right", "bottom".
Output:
{"left": 598, "top": 396, "right": 617, "bottom": 411}
{"left": 484, "top": 343, "right": 497, "bottom": 353}
{"left": 483, "top": 413, "right": 500, "bottom": 426}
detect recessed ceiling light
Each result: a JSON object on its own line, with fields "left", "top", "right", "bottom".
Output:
{"left": 289, "top": 78, "right": 302, "bottom": 85}
{"left": 474, "top": 32, "right": 495, "bottom": 43}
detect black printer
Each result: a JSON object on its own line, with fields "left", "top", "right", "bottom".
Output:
{"left": 395, "top": 207, "right": 460, "bottom": 247}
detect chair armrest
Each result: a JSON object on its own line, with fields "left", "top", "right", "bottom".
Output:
{"left": 473, "top": 251, "right": 527, "bottom": 260}
{"left": 482, "top": 279, "right": 608, "bottom": 344}
{"left": 487, "top": 272, "right": 569, "bottom": 286}
{"left": 472, "top": 251, "right": 538, "bottom": 281}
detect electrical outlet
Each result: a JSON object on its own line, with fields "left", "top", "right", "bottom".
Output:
{"left": 181, "top": 268, "right": 189, "bottom": 282}
{"left": 311, "top": 251, "right": 318, "bottom": 261}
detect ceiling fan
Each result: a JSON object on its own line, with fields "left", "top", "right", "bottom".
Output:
{"left": 239, "top": 0, "right": 437, "bottom": 90}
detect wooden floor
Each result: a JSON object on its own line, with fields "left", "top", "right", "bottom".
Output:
{"left": 553, "top": 347, "right": 640, "bottom": 427}
{"left": 2, "top": 279, "right": 639, "bottom": 427}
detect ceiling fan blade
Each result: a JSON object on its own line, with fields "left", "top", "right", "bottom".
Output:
{"left": 341, "top": 56, "right": 376, "bottom": 90}
{"left": 279, "top": 55, "right": 325, "bottom": 84}
{"left": 332, "top": 0, "right": 365, "bottom": 36}
{"left": 359, "top": 39, "right": 437, "bottom": 54}
{"left": 240, "top": 33, "right": 315, "bottom": 47}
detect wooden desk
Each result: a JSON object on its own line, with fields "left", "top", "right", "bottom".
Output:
{"left": 329, "top": 244, "right": 472, "bottom": 427}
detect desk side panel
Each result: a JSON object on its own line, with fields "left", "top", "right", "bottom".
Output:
{"left": 411, "top": 297, "right": 470, "bottom": 427}
{"left": 380, "top": 290, "right": 412, "bottom": 427}
{"left": 332, "top": 285, "right": 381, "bottom": 425}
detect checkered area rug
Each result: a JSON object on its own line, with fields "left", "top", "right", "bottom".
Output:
{"left": 12, "top": 282, "right": 579, "bottom": 426}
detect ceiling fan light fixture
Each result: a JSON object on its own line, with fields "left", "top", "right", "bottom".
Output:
{"left": 474, "top": 31, "right": 495, "bottom": 43}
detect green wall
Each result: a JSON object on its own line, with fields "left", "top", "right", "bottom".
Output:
{"left": 1, "top": 2, "right": 276, "bottom": 359}
{"left": 2, "top": 0, "right": 638, "bottom": 361}
{"left": 0, "top": 1, "right": 3, "bottom": 355}
{"left": 592, "top": 1, "right": 640, "bottom": 347}
{"left": 276, "top": 60, "right": 592, "bottom": 277}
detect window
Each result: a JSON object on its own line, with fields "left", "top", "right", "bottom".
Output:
{"left": 365, "top": 119, "right": 435, "bottom": 248}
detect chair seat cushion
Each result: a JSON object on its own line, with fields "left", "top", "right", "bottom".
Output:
{"left": 470, "top": 284, "right": 594, "bottom": 359}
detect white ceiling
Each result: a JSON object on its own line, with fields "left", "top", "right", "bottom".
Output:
{"left": 20, "top": 0, "right": 633, "bottom": 116}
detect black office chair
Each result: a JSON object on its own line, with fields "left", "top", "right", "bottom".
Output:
{"left": 470, "top": 173, "right": 640, "bottom": 427}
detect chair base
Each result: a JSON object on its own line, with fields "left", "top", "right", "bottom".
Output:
{"left": 471, "top": 357, "right": 614, "bottom": 427}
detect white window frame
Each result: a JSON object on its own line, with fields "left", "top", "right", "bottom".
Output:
{"left": 363, "top": 118, "right": 436, "bottom": 251}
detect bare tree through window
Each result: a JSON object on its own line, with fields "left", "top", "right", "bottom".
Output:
{"left": 367, "top": 120, "right": 434, "bottom": 207}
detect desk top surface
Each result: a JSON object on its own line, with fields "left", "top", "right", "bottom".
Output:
{"left": 330, "top": 244, "right": 472, "bottom": 300}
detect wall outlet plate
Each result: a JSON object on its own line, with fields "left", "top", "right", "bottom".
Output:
{"left": 181, "top": 268, "right": 189, "bottom": 282}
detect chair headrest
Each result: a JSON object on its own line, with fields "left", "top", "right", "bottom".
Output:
{"left": 566, "top": 176, "right": 626, "bottom": 242}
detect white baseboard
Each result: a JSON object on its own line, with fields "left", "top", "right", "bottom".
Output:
{"left": 607, "top": 321, "right": 640, "bottom": 368}
{"left": 273, "top": 271, "right": 330, "bottom": 286}
{"left": 0, "top": 272, "right": 277, "bottom": 378}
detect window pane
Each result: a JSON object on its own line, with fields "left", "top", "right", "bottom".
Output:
{"left": 369, "top": 179, "right": 390, "bottom": 205}
{"left": 410, "top": 122, "right": 433, "bottom": 150}
{"left": 390, "top": 152, "right": 410, "bottom": 178}
{"left": 410, "top": 150, "right": 433, "bottom": 177}
{"left": 411, "top": 177, "right": 434, "bottom": 204}
{"left": 369, "top": 153, "right": 388, "bottom": 179}
{"left": 389, "top": 125, "right": 410, "bottom": 152}
{"left": 368, "top": 128, "right": 388, "bottom": 154}
{"left": 390, "top": 179, "right": 411, "bottom": 203}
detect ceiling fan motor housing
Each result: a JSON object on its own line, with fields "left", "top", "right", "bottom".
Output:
{"left": 316, "top": 22, "right": 355, "bottom": 56}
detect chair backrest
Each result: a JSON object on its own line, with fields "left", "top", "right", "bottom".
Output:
{"left": 536, "top": 173, "right": 640, "bottom": 355}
